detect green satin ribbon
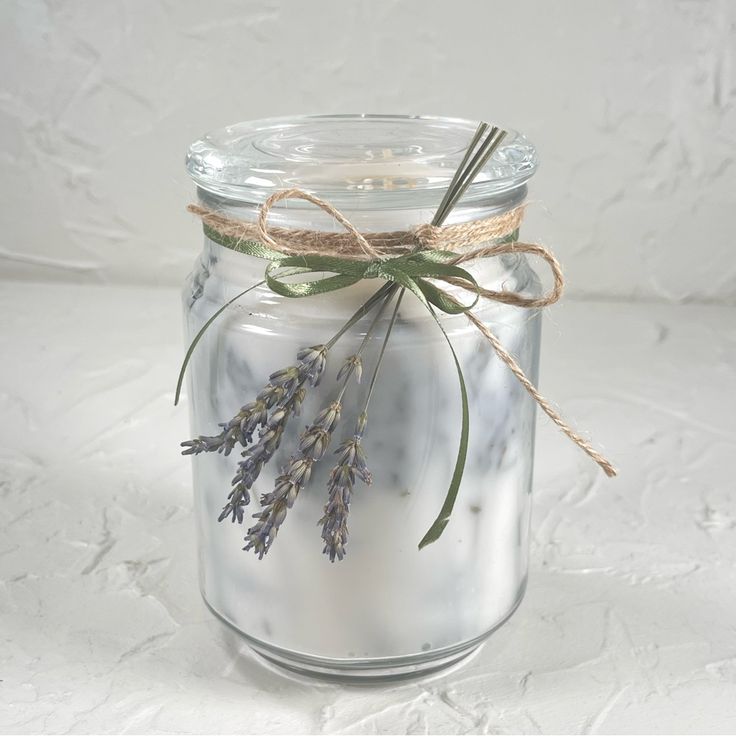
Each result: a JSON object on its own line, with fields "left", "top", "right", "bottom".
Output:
{"left": 204, "top": 224, "right": 480, "bottom": 313}
{"left": 185, "top": 223, "right": 482, "bottom": 549}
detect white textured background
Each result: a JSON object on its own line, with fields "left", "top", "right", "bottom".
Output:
{"left": 3, "top": 2, "right": 736, "bottom": 735}
{"left": 1, "top": 0, "right": 735, "bottom": 301}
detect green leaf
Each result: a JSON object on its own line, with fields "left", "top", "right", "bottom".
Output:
{"left": 418, "top": 307, "right": 470, "bottom": 550}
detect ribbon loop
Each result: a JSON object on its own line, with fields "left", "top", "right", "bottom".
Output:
{"left": 187, "top": 193, "right": 617, "bottom": 481}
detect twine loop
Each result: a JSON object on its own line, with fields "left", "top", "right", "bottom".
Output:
{"left": 257, "top": 188, "right": 382, "bottom": 259}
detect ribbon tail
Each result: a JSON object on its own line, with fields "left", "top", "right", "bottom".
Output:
{"left": 418, "top": 306, "right": 470, "bottom": 550}
{"left": 174, "top": 280, "right": 265, "bottom": 406}
{"left": 465, "top": 311, "right": 617, "bottom": 477}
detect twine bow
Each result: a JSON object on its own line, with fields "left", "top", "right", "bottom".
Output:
{"left": 182, "top": 189, "right": 616, "bottom": 548}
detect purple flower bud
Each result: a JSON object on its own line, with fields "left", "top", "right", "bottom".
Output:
{"left": 336, "top": 355, "right": 362, "bottom": 384}
{"left": 296, "top": 345, "right": 328, "bottom": 386}
{"left": 315, "top": 401, "right": 342, "bottom": 432}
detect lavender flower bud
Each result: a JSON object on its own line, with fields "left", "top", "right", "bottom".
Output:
{"left": 271, "top": 502, "right": 288, "bottom": 528}
{"left": 336, "top": 355, "right": 363, "bottom": 384}
{"left": 319, "top": 429, "right": 372, "bottom": 562}
{"left": 218, "top": 486, "right": 249, "bottom": 524}
{"left": 244, "top": 395, "right": 340, "bottom": 558}
{"left": 299, "top": 427, "right": 331, "bottom": 460}
{"left": 355, "top": 411, "right": 368, "bottom": 438}
{"left": 180, "top": 435, "right": 223, "bottom": 455}
{"left": 297, "top": 345, "right": 328, "bottom": 386}
{"left": 266, "top": 407, "right": 287, "bottom": 429}
{"left": 269, "top": 366, "right": 301, "bottom": 395}
{"left": 291, "top": 386, "right": 306, "bottom": 416}
{"left": 287, "top": 456, "right": 314, "bottom": 485}
{"left": 257, "top": 384, "right": 286, "bottom": 409}
{"left": 314, "top": 401, "right": 342, "bottom": 433}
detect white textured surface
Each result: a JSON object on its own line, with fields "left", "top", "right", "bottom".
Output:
{"left": 2, "top": 282, "right": 735, "bottom": 733}
{"left": 1, "top": 0, "right": 736, "bottom": 302}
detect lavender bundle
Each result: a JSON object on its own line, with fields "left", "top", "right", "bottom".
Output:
{"left": 182, "top": 345, "right": 326, "bottom": 523}
{"left": 180, "top": 125, "right": 511, "bottom": 559}
{"left": 179, "top": 123, "right": 608, "bottom": 559}
{"left": 181, "top": 284, "right": 401, "bottom": 560}
{"left": 244, "top": 400, "right": 341, "bottom": 558}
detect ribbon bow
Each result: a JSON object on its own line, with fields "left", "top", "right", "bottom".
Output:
{"left": 180, "top": 189, "right": 616, "bottom": 549}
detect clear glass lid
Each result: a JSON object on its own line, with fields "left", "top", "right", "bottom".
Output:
{"left": 186, "top": 114, "right": 537, "bottom": 209}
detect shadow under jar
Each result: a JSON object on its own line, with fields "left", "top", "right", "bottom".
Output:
{"left": 183, "top": 114, "right": 541, "bottom": 680}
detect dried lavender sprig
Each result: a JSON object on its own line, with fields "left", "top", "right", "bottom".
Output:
{"left": 219, "top": 386, "right": 307, "bottom": 523}
{"left": 243, "top": 292, "right": 396, "bottom": 557}
{"left": 181, "top": 345, "right": 325, "bottom": 459}
{"left": 217, "top": 349, "right": 321, "bottom": 523}
{"left": 181, "top": 282, "right": 393, "bottom": 458}
{"left": 320, "top": 292, "right": 404, "bottom": 562}
{"left": 244, "top": 399, "right": 342, "bottom": 558}
{"left": 204, "top": 285, "right": 397, "bottom": 526}
{"left": 319, "top": 412, "right": 371, "bottom": 562}
{"left": 179, "top": 400, "right": 268, "bottom": 457}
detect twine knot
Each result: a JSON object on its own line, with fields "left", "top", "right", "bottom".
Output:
{"left": 412, "top": 223, "right": 442, "bottom": 248}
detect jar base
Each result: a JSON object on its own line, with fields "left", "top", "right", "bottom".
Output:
{"left": 247, "top": 637, "right": 483, "bottom": 682}
{"left": 203, "top": 582, "right": 526, "bottom": 683}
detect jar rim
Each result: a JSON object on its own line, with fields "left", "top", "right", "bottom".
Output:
{"left": 186, "top": 114, "right": 537, "bottom": 209}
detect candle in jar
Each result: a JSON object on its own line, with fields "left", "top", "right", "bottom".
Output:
{"left": 183, "top": 114, "right": 540, "bottom": 678}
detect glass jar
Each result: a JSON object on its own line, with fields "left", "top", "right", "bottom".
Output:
{"left": 182, "top": 114, "right": 541, "bottom": 679}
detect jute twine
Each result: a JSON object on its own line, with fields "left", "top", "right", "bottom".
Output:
{"left": 188, "top": 188, "right": 616, "bottom": 477}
